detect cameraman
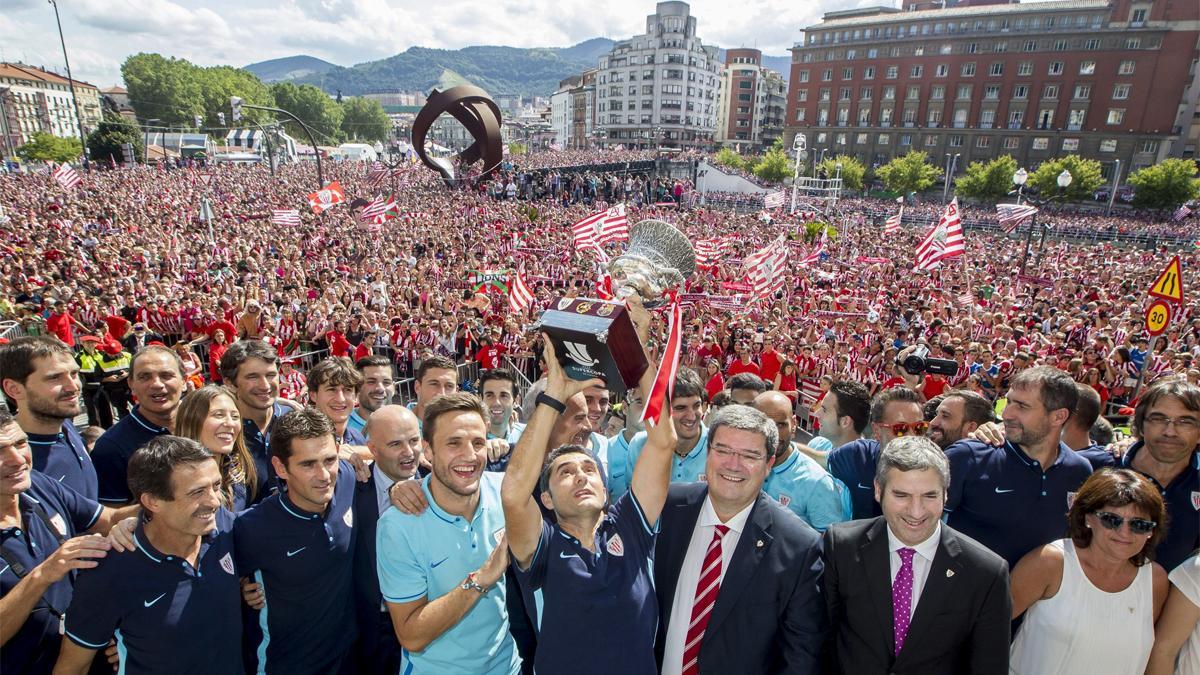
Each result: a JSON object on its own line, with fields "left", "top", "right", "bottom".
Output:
{"left": 893, "top": 344, "right": 951, "bottom": 400}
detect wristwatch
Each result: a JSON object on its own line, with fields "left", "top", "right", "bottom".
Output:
{"left": 461, "top": 572, "right": 488, "bottom": 595}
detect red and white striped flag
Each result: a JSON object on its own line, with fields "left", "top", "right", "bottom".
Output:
{"left": 1174, "top": 204, "right": 1193, "bottom": 222}
{"left": 745, "top": 236, "right": 789, "bottom": 301}
{"left": 940, "top": 198, "right": 965, "bottom": 258}
{"left": 695, "top": 237, "right": 731, "bottom": 267}
{"left": 763, "top": 190, "right": 786, "bottom": 209}
{"left": 641, "top": 295, "right": 683, "bottom": 428}
{"left": 596, "top": 204, "right": 629, "bottom": 245}
{"left": 571, "top": 209, "right": 605, "bottom": 248}
{"left": 270, "top": 209, "right": 301, "bottom": 227}
{"left": 801, "top": 229, "right": 828, "bottom": 266}
{"left": 507, "top": 268, "right": 535, "bottom": 313}
{"left": 884, "top": 196, "right": 903, "bottom": 234}
{"left": 53, "top": 163, "right": 81, "bottom": 190}
{"left": 996, "top": 203, "right": 1039, "bottom": 233}
{"left": 915, "top": 222, "right": 947, "bottom": 271}
{"left": 359, "top": 194, "right": 397, "bottom": 223}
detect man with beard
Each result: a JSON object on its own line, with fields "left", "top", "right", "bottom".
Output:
{"left": 91, "top": 346, "right": 186, "bottom": 505}
{"left": 347, "top": 356, "right": 395, "bottom": 439}
{"left": 608, "top": 369, "right": 709, "bottom": 499}
{"left": 811, "top": 380, "right": 871, "bottom": 467}
{"left": 376, "top": 393, "right": 520, "bottom": 674}
{"left": 0, "top": 337, "right": 98, "bottom": 500}
{"left": 942, "top": 367, "right": 1092, "bottom": 569}
{"left": 353, "top": 404, "right": 423, "bottom": 675}
{"left": 234, "top": 409, "right": 358, "bottom": 674}
{"left": 828, "top": 386, "right": 926, "bottom": 520}
{"left": 53, "top": 436, "right": 242, "bottom": 675}
{"left": 408, "top": 356, "right": 458, "bottom": 427}
{"left": 926, "top": 391, "right": 995, "bottom": 450}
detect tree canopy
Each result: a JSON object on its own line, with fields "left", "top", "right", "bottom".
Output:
{"left": 816, "top": 154, "right": 866, "bottom": 191}
{"left": 18, "top": 132, "right": 83, "bottom": 163}
{"left": 339, "top": 97, "right": 391, "bottom": 142}
{"left": 1127, "top": 158, "right": 1200, "bottom": 211}
{"left": 1029, "top": 155, "right": 1103, "bottom": 202}
{"left": 955, "top": 155, "right": 1019, "bottom": 201}
{"left": 86, "top": 115, "right": 145, "bottom": 165}
{"left": 876, "top": 151, "right": 941, "bottom": 196}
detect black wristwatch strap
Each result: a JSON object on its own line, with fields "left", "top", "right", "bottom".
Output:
{"left": 536, "top": 392, "right": 567, "bottom": 414}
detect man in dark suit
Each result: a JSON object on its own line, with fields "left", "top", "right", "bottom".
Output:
{"left": 353, "top": 405, "right": 423, "bottom": 674}
{"left": 654, "top": 405, "right": 826, "bottom": 675}
{"left": 822, "top": 435, "right": 1011, "bottom": 675}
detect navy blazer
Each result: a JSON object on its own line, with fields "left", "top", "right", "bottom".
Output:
{"left": 821, "top": 517, "right": 1011, "bottom": 675}
{"left": 653, "top": 483, "right": 827, "bottom": 675}
{"left": 352, "top": 471, "right": 400, "bottom": 675}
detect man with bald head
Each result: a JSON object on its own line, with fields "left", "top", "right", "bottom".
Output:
{"left": 354, "top": 404, "right": 423, "bottom": 674}
{"left": 754, "top": 391, "right": 851, "bottom": 531}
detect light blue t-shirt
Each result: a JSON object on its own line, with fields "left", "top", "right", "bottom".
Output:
{"left": 347, "top": 409, "right": 368, "bottom": 438}
{"left": 609, "top": 425, "right": 710, "bottom": 498}
{"left": 376, "top": 472, "right": 520, "bottom": 675}
{"left": 763, "top": 443, "right": 853, "bottom": 532}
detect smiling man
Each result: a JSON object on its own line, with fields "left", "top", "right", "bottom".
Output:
{"left": 823, "top": 436, "right": 1011, "bottom": 675}
{"left": 480, "top": 368, "right": 525, "bottom": 471}
{"left": 347, "top": 356, "right": 396, "bottom": 439}
{"left": 233, "top": 409, "right": 359, "bottom": 674}
{"left": 307, "top": 357, "right": 368, "bottom": 446}
{"left": 54, "top": 436, "right": 243, "bottom": 675}
{"left": 221, "top": 340, "right": 299, "bottom": 504}
{"left": 608, "top": 369, "right": 709, "bottom": 498}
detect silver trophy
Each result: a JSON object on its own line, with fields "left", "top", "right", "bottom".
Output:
{"left": 608, "top": 219, "right": 697, "bottom": 307}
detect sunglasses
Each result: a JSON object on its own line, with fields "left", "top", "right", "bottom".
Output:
{"left": 1093, "top": 511, "right": 1156, "bottom": 535}
{"left": 875, "top": 421, "right": 929, "bottom": 437}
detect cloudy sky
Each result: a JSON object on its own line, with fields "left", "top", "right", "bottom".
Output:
{"left": 1, "top": 0, "right": 906, "bottom": 87}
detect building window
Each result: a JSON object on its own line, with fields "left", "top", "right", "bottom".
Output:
{"left": 966, "top": 42, "right": 979, "bottom": 54}
{"left": 976, "top": 136, "right": 991, "bottom": 148}
{"left": 1100, "top": 139, "right": 1117, "bottom": 152}
{"left": 1032, "top": 137, "right": 1049, "bottom": 150}
{"left": 961, "top": 62, "right": 976, "bottom": 77}
{"left": 984, "top": 85, "right": 1001, "bottom": 100}
{"left": 900, "top": 133, "right": 912, "bottom": 146}
{"left": 931, "top": 85, "right": 945, "bottom": 100}
{"left": 1062, "top": 138, "right": 1080, "bottom": 152}
{"left": 867, "top": 48, "right": 878, "bottom": 58}
{"left": 1003, "top": 136, "right": 1019, "bottom": 150}
{"left": 906, "top": 85, "right": 920, "bottom": 100}
{"left": 1043, "top": 84, "right": 1059, "bottom": 100}
{"left": 797, "top": 89, "right": 808, "bottom": 102}
{"left": 799, "top": 70, "right": 809, "bottom": 83}
{"left": 925, "top": 135, "right": 940, "bottom": 147}
{"left": 940, "top": 44, "right": 953, "bottom": 55}
{"left": 1023, "top": 40, "right": 1037, "bottom": 52}
{"left": 1139, "top": 140, "right": 1158, "bottom": 153}
{"left": 859, "top": 108, "right": 871, "bottom": 124}
{"left": 886, "top": 65, "right": 898, "bottom": 79}
{"left": 860, "top": 86, "right": 873, "bottom": 99}
{"left": 1118, "top": 60, "right": 1135, "bottom": 75}
{"left": 935, "top": 64, "right": 949, "bottom": 77}
{"left": 840, "top": 87, "right": 852, "bottom": 101}
{"left": 879, "top": 133, "right": 890, "bottom": 144}
{"left": 1017, "top": 62, "right": 1033, "bottom": 77}
{"left": 863, "top": 66, "right": 875, "bottom": 79}
{"left": 1048, "top": 61, "right": 1064, "bottom": 75}
{"left": 1036, "top": 109, "right": 1054, "bottom": 129}
{"left": 1009, "top": 110, "right": 1025, "bottom": 126}
{"left": 1106, "top": 109, "right": 1125, "bottom": 125}
{"left": 989, "top": 62, "right": 1003, "bottom": 76}
{"left": 843, "top": 67, "right": 853, "bottom": 80}
{"left": 928, "top": 108, "right": 943, "bottom": 125}
{"left": 1013, "top": 85, "right": 1028, "bottom": 99}
{"left": 1067, "top": 109, "right": 1085, "bottom": 130}
{"left": 738, "top": 81, "right": 752, "bottom": 89}
{"left": 949, "top": 135, "right": 964, "bottom": 147}
{"left": 910, "top": 65, "right": 924, "bottom": 78}
{"left": 822, "top": 69, "right": 832, "bottom": 81}
{"left": 883, "top": 86, "right": 896, "bottom": 100}
{"left": 994, "top": 41, "right": 1008, "bottom": 53}
{"left": 1073, "top": 84, "right": 1091, "bottom": 100}
{"left": 1125, "top": 37, "right": 1141, "bottom": 49}
{"left": 796, "top": 109, "right": 807, "bottom": 122}
{"left": 1131, "top": 8, "right": 1147, "bottom": 23}
{"left": 1113, "top": 84, "right": 1131, "bottom": 100}
{"left": 1053, "top": 39, "right": 1068, "bottom": 51}
{"left": 980, "top": 109, "right": 995, "bottom": 126}
{"left": 1085, "top": 38, "right": 1101, "bottom": 50}
{"left": 856, "top": 132, "right": 868, "bottom": 144}
{"left": 956, "top": 84, "right": 973, "bottom": 99}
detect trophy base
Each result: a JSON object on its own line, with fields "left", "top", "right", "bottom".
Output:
{"left": 535, "top": 297, "right": 648, "bottom": 396}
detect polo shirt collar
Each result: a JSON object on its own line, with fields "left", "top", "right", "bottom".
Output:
{"left": 698, "top": 493, "right": 753, "bottom": 536}
{"left": 130, "top": 407, "right": 169, "bottom": 434}
{"left": 1120, "top": 441, "right": 1200, "bottom": 488}
{"left": 132, "top": 517, "right": 215, "bottom": 564}
{"left": 886, "top": 520, "right": 941, "bottom": 562}
{"left": 25, "top": 421, "right": 72, "bottom": 445}
{"left": 280, "top": 490, "right": 325, "bottom": 521}
{"left": 771, "top": 444, "right": 801, "bottom": 475}
{"left": 1006, "top": 439, "right": 1072, "bottom": 469}
{"left": 680, "top": 425, "right": 709, "bottom": 460}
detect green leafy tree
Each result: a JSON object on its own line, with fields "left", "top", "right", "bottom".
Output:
{"left": 199, "top": 66, "right": 273, "bottom": 127}
{"left": 751, "top": 146, "right": 792, "bottom": 184}
{"left": 1029, "top": 155, "right": 1103, "bottom": 202}
{"left": 1127, "top": 158, "right": 1200, "bottom": 211}
{"left": 714, "top": 147, "right": 744, "bottom": 170}
{"left": 876, "top": 151, "right": 941, "bottom": 195}
{"left": 340, "top": 97, "right": 391, "bottom": 142}
{"left": 86, "top": 115, "right": 145, "bottom": 164}
{"left": 17, "top": 132, "right": 82, "bottom": 163}
{"left": 954, "top": 155, "right": 1019, "bottom": 201}
{"left": 122, "top": 53, "right": 204, "bottom": 126}
{"left": 269, "top": 82, "right": 344, "bottom": 144}
{"left": 816, "top": 154, "right": 866, "bottom": 191}
{"left": 803, "top": 221, "right": 837, "bottom": 243}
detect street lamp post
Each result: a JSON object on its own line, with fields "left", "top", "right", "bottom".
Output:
{"left": 789, "top": 133, "right": 807, "bottom": 213}
{"left": 942, "top": 153, "right": 960, "bottom": 204}
{"left": 834, "top": 161, "right": 843, "bottom": 206}
{"left": 1105, "top": 158, "right": 1121, "bottom": 216}
{"left": 1033, "top": 169, "right": 1073, "bottom": 269}
{"left": 1016, "top": 167, "right": 1072, "bottom": 276}
{"left": 239, "top": 103, "right": 324, "bottom": 188}
{"left": 49, "top": 0, "right": 89, "bottom": 167}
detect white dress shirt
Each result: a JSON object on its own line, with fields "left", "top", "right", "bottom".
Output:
{"left": 885, "top": 522, "right": 942, "bottom": 620}
{"left": 661, "top": 496, "right": 756, "bottom": 675}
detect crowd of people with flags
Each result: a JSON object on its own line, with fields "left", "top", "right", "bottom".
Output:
{"left": 0, "top": 149, "right": 1198, "bottom": 674}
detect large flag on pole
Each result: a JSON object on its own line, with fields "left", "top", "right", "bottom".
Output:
{"left": 996, "top": 203, "right": 1039, "bottom": 234}
{"left": 270, "top": 209, "right": 301, "bottom": 227}
{"left": 53, "top": 163, "right": 81, "bottom": 190}
{"left": 695, "top": 237, "right": 731, "bottom": 267}
{"left": 307, "top": 181, "right": 346, "bottom": 213}
{"left": 596, "top": 204, "right": 629, "bottom": 245}
{"left": 884, "top": 196, "right": 903, "bottom": 234}
{"left": 507, "top": 268, "right": 535, "bottom": 313}
{"left": 359, "top": 194, "right": 398, "bottom": 223}
{"left": 745, "top": 236, "right": 789, "bottom": 301}
{"left": 763, "top": 190, "right": 786, "bottom": 209}
{"left": 939, "top": 197, "right": 965, "bottom": 258}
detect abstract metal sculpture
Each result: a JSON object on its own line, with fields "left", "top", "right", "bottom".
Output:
{"left": 410, "top": 86, "right": 504, "bottom": 186}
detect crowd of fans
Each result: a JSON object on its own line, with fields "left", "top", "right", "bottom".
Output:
{"left": 0, "top": 150, "right": 1197, "bottom": 674}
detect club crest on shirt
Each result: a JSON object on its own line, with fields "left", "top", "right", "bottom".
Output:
{"left": 219, "top": 552, "right": 235, "bottom": 575}
{"left": 49, "top": 513, "right": 67, "bottom": 537}
{"left": 343, "top": 507, "right": 354, "bottom": 528}
{"left": 493, "top": 527, "right": 506, "bottom": 546}
{"left": 1191, "top": 491, "right": 1200, "bottom": 511}
{"left": 777, "top": 494, "right": 791, "bottom": 508}
{"left": 1066, "top": 492, "right": 1077, "bottom": 509}
{"left": 698, "top": 473, "right": 707, "bottom": 482}
{"left": 606, "top": 534, "right": 625, "bottom": 557}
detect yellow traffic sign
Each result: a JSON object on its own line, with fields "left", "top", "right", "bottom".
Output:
{"left": 1146, "top": 300, "right": 1171, "bottom": 337}
{"left": 1148, "top": 256, "right": 1184, "bottom": 303}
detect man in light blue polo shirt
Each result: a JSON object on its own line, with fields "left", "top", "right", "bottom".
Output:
{"left": 347, "top": 355, "right": 396, "bottom": 439}
{"left": 609, "top": 369, "right": 709, "bottom": 498}
{"left": 377, "top": 392, "right": 520, "bottom": 675}
{"left": 754, "top": 391, "right": 850, "bottom": 531}
{"left": 480, "top": 368, "right": 525, "bottom": 471}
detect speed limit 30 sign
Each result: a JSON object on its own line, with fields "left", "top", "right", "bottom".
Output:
{"left": 1145, "top": 299, "right": 1171, "bottom": 337}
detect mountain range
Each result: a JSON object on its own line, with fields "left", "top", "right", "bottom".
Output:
{"left": 244, "top": 39, "right": 790, "bottom": 99}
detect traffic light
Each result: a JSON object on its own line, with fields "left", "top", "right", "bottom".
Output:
{"left": 217, "top": 112, "right": 226, "bottom": 126}
{"left": 230, "top": 96, "right": 243, "bottom": 123}
{"left": 194, "top": 114, "right": 203, "bottom": 129}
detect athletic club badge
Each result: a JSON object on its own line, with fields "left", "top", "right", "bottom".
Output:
{"left": 778, "top": 495, "right": 792, "bottom": 508}
{"left": 343, "top": 507, "right": 354, "bottom": 528}
{"left": 606, "top": 534, "right": 625, "bottom": 557}
{"left": 1191, "top": 491, "right": 1200, "bottom": 511}
{"left": 1067, "top": 492, "right": 1077, "bottom": 509}
{"left": 493, "top": 527, "right": 506, "bottom": 546}
{"left": 220, "top": 552, "right": 235, "bottom": 575}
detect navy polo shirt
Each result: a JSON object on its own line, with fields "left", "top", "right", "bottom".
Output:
{"left": 1074, "top": 443, "right": 1114, "bottom": 471}
{"left": 827, "top": 438, "right": 882, "bottom": 520}
{"left": 92, "top": 408, "right": 169, "bottom": 504}
{"left": 513, "top": 490, "right": 659, "bottom": 674}
{"left": 25, "top": 421, "right": 98, "bottom": 501}
{"left": 234, "top": 459, "right": 358, "bottom": 675}
{"left": 242, "top": 401, "right": 293, "bottom": 506}
{"left": 64, "top": 511, "right": 242, "bottom": 674}
{"left": 944, "top": 439, "right": 1094, "bottom": 568}
{"left": 1, "top": 471, "right": 102, "bottom": 675}
{"left": 1090, "top": 443, "right": 1200, "bottom": 570}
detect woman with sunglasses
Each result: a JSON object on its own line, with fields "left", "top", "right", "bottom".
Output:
{"left": 1009, "top": 469, "right": 1170, "bottom": 675}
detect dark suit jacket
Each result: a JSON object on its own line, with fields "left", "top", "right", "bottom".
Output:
{"left": 352, "top": 471, "right": 400, "bottom": 675}
{"left": 654, "top": 483, "right": 827, "bottom": 675}
{"left": 821, "top": 517, "right": 1011, "bottom": 675}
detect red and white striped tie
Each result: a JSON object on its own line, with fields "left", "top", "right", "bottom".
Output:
{"left": 682, "top": 524, "right": 729, "bottom": 675}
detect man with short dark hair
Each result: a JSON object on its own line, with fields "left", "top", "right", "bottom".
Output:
{"left": 829, "top": 386, "right": 926, "bottom": 519}
{"left": 0, "top": 336, "right": 98, "bottom": 500}
{"left": 1065, "top": 383, "right": 1107, "bottom": 468}
{"left": 609, "top": 369, "right": 710, "bottom": 498}
{"left": 943, "top": 366, "right": 1092, "bottom": 569}
{"left": 91, "top": 345, "right": 185, "bottom": 505}
{"left": 823, "top": 436, "right": 1011, "bottom": 674}
{"left": 233, "top": 409, "right": 359, "bottom": 674}
{"left": 726, "top": 372, "right": 767, "bottom": 405}
{"left": 410, "top": 356, "right": 458, "bottom": 424}
{"left": 221, "top": 340, "right": 298, "bottom": 505}
{"left": 479, "top": 368, "right": 524, "bottom": 471}
{"left": 307, "top": 357, "right": 368, "bottom": 446}
{"left": 812, "top": 380, "right": 871, "bottom": 466}
{"left": 927, "top": 391, "right": 995, "bottom": 450}
{"left": 347, "top": 355, "right": 395, "bottom": 439}
{"left": 54, "top": 436, "right": 242, "bottom": 675}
